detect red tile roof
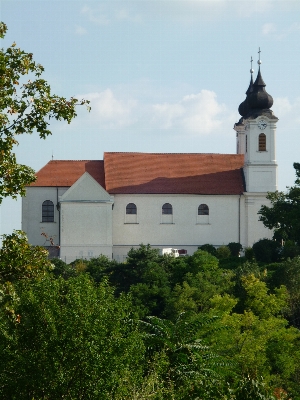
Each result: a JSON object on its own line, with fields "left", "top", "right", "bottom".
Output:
{"left": 104, "top": 153, "right": 245, "bottom": 195}
{"left": 31, "top": 160, "right": 105, "bottom": 187}
{"left": 30, "top": 153, "right": 245, "bottom": 195}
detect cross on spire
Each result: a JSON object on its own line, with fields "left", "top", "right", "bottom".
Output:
{"left": 250, "top": 56, "right": 254, "bottom": 73}
{"left": 258, "top": 47, "right": 262, "bottom": 65}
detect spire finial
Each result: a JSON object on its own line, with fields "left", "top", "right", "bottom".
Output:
{"left": 258, "top": 47, "right": 262, "bottom": 65}
{"left": 250, "top": 56, "right": 254, "bottom": 74}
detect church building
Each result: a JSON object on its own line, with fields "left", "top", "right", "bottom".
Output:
{"left": 22, "top": 62, "right": 278, "bottom": 263}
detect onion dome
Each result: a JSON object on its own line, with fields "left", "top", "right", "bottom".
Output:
{"left": 238, "top": 73, "right": 254, "bottom": 117}
{"left": 248, "top": 66, "right": 273, "bottom": 110}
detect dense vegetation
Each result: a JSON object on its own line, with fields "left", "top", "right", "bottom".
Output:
{"left": 1, "top": 233, "right": 300, "bottom": 399}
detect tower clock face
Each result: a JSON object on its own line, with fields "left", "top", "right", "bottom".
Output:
{"left": 258, "top": 120, "right": 267, "bottom": 130}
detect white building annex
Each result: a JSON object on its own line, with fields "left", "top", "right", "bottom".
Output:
{"left": 22, "top": 64, "right": 278, "bottom": 263}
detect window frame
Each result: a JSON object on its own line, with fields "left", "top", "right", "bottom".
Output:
{"left": 258, "top": 133, "right": 266, "bottom": 151}
{"left": 198, "top": 204, "right": 209, "bottom": 216}
{"left": 162, "top": 203, "right": 173, "bottom": 215}
{"left": 126, "top": 203, "right": 137, "bottom": 215}
{"left": 42, "top": 200, "right": 54, "bottom": 222}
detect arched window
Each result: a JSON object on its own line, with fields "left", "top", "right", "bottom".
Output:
{"left": 162, "top": 203, "right": 173, "bottom": 215}
{"left": 126, "top": 203, "right": 137, "bottom": 214}
{"left": 258, "top": 133, "right": 266, "bottom": 151}
{"left": 42, "top": 200, "right": 54, "bottom": 222}
{"left": 198, "top": 204, "right": 209, "bottom": 215}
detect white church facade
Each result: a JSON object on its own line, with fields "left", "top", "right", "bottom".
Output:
{"left": 22, "top": 64, "right": 278, "bottom": 263}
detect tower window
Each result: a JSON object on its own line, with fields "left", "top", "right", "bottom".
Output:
{"left": 198, "top": 204, "right": 209, "bottom": 215}
{"left": 162, "top": 203, "right": 173, "bottom": 215}
{"left": 126, "top": 203, "right": 137, "bottom": 214}
{"left": 259, "top": 133, "right": 266, "bottom": 151}
{"left": 42, "top": 200, "right": 54, "bottom": 222}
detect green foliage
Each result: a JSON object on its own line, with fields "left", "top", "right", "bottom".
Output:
{"left": 252, "top": 239, "right": 281, "bottom": 263}
{"left": 0, "top": 240, "right": 299, "bottom": 398}
{"left": 0, "top": 274, "right": 146, "bottom": 399}
{"left": 0, "top": 230, "right": 52, "bottom": 283}
{"left": 281, "top": 240, "right": 300, "bottom": 259}
{"left": 228, "top": 242, "right": 243, "bottom": 257}
{"left": 198, "top": 243, "right": 217, "bottom": 257}
{"left": 245, "top": 246, "right": 255, "bottom": 261}
{"left": 166, "top": 251, "right": 234, "bottom": 317}
{"left": 242, "top": 274, "right": 287, "bottom": 319}
{"left": 139, "top": 313, "right": 232, "bottom": 399}
{"left": 270, "top": 256, "right": 300, "bottom": 329}
{"left": 0, "top": 22, "right": 90, "bottom": 201}
{"left": 206, "top": 274, "right": 300, "bottom": 397}
{"left": 216, "top": 245, "right": 231, "bottom": 259}
{"left": 234, "top": 376, "right": 276, "bottom": 400}
{"left": 259, "top": 162, "right": 300, "bottom": 244}
{"left": 85, "top": 255, "right": 118, "bottom": 283}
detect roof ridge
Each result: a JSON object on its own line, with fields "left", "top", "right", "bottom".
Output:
{"left": 48, "top": 159, "right": 103, "bottom": 162}
{"left": 104, "top": 152, "right": 241, "bottom": 156}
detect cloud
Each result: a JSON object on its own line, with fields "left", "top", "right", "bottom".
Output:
{"left": 274, "top": 97, "right": 300, "bottom": 122}
{"left": 77, "top": 88, "right": 232, "bottom": 137}
{"left": 115, "top": 9, "right": 142, "bottom": 23}
{"left": 81, "top": 4, "right": 142, "bottom": 25}
{"left": 80, "top": 1, "right": 273, "bottom": 27}
{"left": 262, "top": 22, "right": 300, "bottom": 39}
{"left": 152, "top": 90, "right": 227, "bottom": 135}
{"left": 75, "top": 26, "right": 87, "bottom": 36}
{"left": 262, "top": 23, "right": 276, "bottom": 35}
{"left": 81, "top": 89, "right": 137, "bottom": 128}
{"left": 81, "top": 5, "right": 110, "bottom": 25}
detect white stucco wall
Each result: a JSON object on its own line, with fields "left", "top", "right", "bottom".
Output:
{"left": 22, "top": 179, "right": 274, "bottom": 263}
{"left": 112, "top": 194, "right": 242, "bottom": 260}
{"left": 60, "top": 202, "right": 113, "bottom": 263}
{"left": 242, "top": 193, "right": 273, "bottom": 247}
{"left": 22, "top": 186, "right": 68, "bottom": 247}
{"left": 243, "top": 118, "right": 277, "bottom": 193}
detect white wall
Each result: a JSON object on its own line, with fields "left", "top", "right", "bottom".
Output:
{"left": 60, "top": 202, "right": 113, "bottom": 263}
{"left": 242, "top": 193, "right": 273, "bottom": 247}
{"left": 112, "top": 194, "right": 242, "bottom": 260}
{"left": 22, "top": 186, "right": 68, "bottom": 247}
{"left": 22, "top": 184, "right": 274, "bottom": 263}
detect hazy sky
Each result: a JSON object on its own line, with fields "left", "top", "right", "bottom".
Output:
{"left": 1, "top": 0, "right": 300, "bottom": 237}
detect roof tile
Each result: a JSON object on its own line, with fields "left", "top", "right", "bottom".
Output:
{"left": 104, "top": 153, "right": 245, "bottom": 195}
{"left": 30, "top": 153, "right": 245, "bottom": 195}
{"left": 30, "top": 160, "right": 105, "bottom": 187}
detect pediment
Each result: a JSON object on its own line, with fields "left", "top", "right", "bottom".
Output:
{"left": 60, "top": 172, "right": 112, "bottom": 202}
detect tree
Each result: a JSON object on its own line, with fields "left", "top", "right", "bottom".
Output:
{"left": 139, "top": 313, "right": 232, "bottom": 399}
{"left": 0, "top": 275, "right": 146, "bottom": 399}
{"left": 259, "top": 163, "right": 300, "bottom": 244}
{"left": 252, "top": 239, "right": 281, "bottom": 263}
{"left": 0, "top": 230, "right": 53, "bottom": 283}
{"left": 0, "top": 22, "right": 90, "bottom": 201}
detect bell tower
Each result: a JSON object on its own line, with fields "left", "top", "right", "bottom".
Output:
{"left": 234, "top": 51, "right": 278, "bottom": 193}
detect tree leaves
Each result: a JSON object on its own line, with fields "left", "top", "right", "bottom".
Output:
{"left": 0, "top": 22, "right": 90, "bottom": 202}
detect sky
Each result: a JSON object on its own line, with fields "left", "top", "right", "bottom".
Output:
{"left": 1, "top": 0, "right": 300, "bottom": 237}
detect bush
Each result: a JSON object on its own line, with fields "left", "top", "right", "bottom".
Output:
{"left": 245, "top": 247, "right": 255, "bottom": 261}
{"left": 282, "top": 240, "right": 300, "bottom": 259}
{"left": 252, "top": 239, "right": 280, "bottom": 263}
{"left": 216, "top": 245, "right": 231, "bottom": 259}
{"left": 51, "top": 258, "right": 76, "bottom": 279}
{"left": 228, "top": 242, "right": 243, "bottom": 257}
{"left": 198, "top": 244, "right": 217, "bottom": 257}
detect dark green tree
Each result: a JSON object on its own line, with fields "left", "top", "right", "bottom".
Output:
{"left": 259, "top": 162, "right": 300, "bottom": 244}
